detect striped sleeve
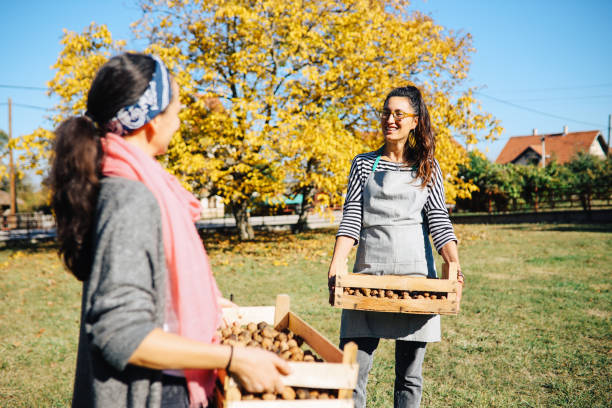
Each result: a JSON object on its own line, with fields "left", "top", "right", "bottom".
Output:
{"left": 336, "top": 157, "right": 363, "bottom": 243}
{"left": 424, "top": 160, "right": 458, "bottom": 253}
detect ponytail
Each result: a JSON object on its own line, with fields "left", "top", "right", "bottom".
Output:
{"left": 49, "top": 116, "right": 103, "bottom": 281}
{"left": 49, "top": 53, "right": 157, "bottom": 280}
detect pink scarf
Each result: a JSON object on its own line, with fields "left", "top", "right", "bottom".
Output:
{"left": 102, "top": 132, "right": 222, "bottom": 407}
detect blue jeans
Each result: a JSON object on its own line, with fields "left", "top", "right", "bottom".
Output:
{"left": 340, "top": 337, "right": 427, "bottom": 408}
{"left": 161, "top": 374, "right": 190, "bottom": 408}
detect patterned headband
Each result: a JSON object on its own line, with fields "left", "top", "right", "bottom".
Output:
{"left": 105, "top": 55, "right": 172, "bottom": 136}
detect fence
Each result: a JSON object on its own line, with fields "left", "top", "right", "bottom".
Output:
{"left": 451, "top": 208, "right": 612, "bottom": 225}
{"left": 1, "top": 208, "right": 609, "bottom": 244}
{"left": 196, "top": 211, "right": 342, "bottom": 231}
{"left": 0, "top": 213, "right": 56, "bottom": 242}
{"left": 0, "top": 211, "right": 342, "bottom": 243}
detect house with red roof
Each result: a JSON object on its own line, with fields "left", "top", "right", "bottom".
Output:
{"left": 495, "top": 127, "right": 609, "bottom": 166}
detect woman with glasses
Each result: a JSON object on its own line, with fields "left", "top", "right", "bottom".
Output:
{"left": 327, "top": 86, "right": 464, "bottom": 408}
{"left": 50, "top": 53, "right": 289, "bottom": 408}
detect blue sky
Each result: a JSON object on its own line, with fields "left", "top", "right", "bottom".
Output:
{"left": 1, "top": 0, "right": 611, "bottom": 168}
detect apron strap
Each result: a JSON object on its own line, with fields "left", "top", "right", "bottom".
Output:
{"left": 372, "top": 155, "right": 382, "bottom": 172}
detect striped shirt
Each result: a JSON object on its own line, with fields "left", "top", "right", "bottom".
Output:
{"left": 337, "top": 150, "right": 457, "bottom": 253}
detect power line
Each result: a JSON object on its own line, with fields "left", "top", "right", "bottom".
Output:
{"left": 474, "top": 91, "right": 606, "bottom": 129}
{"left": 484, "top": 82, "right": 612, "bottom": 94}
{"left": 0, "top": 84, "right": 47, "bottom": 91}
{"left": 0, "top": 102, "right": 50, "bottom": 111}
{"left": 509, "top": 94, "right": 612, "bottom": 103}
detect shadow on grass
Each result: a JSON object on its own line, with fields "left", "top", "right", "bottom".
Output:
{"left": 1, "top": 227, "right": 339, "bottom": 255}
{"left": 499, "top": 223, "right": 612, "bottom": 233}
{"left": 544, "top": 224, "right": 612, "bottom": 233}
{"left": 0, "top": 238, "right": 59, "bottom": 254}
{"left": 198, "top": 227, "right": 337, "bottom": 252}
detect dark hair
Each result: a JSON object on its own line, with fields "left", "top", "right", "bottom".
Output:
{"left": 383, "top": 86, "right": 435, "bottom": 187}
{"left": 49, "top": 53, "right": 156, "bottom": 280}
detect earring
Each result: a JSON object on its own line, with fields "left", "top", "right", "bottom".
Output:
{"left": 408, "top": 130, "right": 416, "bottom": 148}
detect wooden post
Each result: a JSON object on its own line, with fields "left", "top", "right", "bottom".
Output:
{"left": 274, "top": 294, "right": 290, "bottom": 327}
{"left": 338, "top": 341, "right": 357, "bottom": 399}
{"left": 8, "top": 98, "right": 17, "bottom": 216}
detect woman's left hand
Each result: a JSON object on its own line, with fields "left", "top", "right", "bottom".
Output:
{"left": 456, "top": 269, "right": 464, "bottom": 309}
{"left": 218, "top": 296, "right": 241, "bottom": 328}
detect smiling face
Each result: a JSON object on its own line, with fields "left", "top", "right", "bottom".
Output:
{"left": 381, "top": 96, "right": 418, "bottom": 144}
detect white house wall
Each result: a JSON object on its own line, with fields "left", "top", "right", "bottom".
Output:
{"left": 589, "top": 137, "right": 607, "bottom": 158}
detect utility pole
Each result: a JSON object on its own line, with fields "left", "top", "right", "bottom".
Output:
{"left": 606, "top": 114, "right": 612, "bottom": 156}
{"left": 541, "top": 134, "right": 546, "bottom": 169}
{"left": 8, "top": 98, "right": 17, "bottom": 215}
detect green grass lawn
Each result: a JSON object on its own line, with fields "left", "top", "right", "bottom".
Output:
{"left": 1, "top": 223, "right": 610, "bottom": 407}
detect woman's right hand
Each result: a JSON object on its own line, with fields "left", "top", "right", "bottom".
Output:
{"left": 327, "top": 263, "right": 343, "bottom": 306}
{"left": 229, "top": 347, "right": 291, "bottom": 394}
{"left": 327, "top": 236, "right": 356, "bottom": 306}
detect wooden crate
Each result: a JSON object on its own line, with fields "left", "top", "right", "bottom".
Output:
{"left": 215, "top": 295, "right": 358, "bottom": 408}
{"left": 333, "top": 262, "right": 460, "bottom": 315}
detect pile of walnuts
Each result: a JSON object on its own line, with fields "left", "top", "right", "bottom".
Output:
{"left": 219, "top": 321, "right": 341, "bottom": 401}
{"left": 219, "top": 321, "right": 322, "bottom": 362}
{"left": 240, "top": 387, "right": 339, "bottom": 401}
{"left": 343, "top": 287, "right": 448, "bottom": 300}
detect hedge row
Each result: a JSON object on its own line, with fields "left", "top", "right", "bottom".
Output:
{"left": 456, "top": 152, "right": 612, "bottom": 213}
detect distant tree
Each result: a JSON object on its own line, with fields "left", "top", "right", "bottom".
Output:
{"left": 601, "top": 157, "right": 612, "bottom": 205}
{"left": 514, "top": 165, "right": 550, "bottom": 212}
{"left": 494, "top": 164, "right": 522, "bottom": 211}
{"left": 543, "top": 160, "right": 572, "bottom": 208}
{"left": 457, "top": 152, "right": 511, "bottom": 213}
{"left": 566, "top": 152, "right": 610, "bottom": 211}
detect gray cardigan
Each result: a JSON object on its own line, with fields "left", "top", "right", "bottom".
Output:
{"left": 72, "top": 177, "right": 167, "bottom": 408}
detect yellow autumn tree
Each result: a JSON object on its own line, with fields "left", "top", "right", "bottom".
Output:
{"left": 14, "top": 23, "right": 125, "bottom": 177}
{"left": 136, "top": 0, "right": 500, "bottom": 238}
{"left": 22, "top": 1, "right": 501, "bottom": 240}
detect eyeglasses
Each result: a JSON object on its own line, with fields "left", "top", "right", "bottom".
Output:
{"left": 379, "top": 109, "right": 418, "bottom": 121}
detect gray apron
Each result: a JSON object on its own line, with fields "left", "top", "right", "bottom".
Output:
{"left": 340, "top": 156, "right": 441, "bottom": 342}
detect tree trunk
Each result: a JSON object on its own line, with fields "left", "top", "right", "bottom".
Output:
{"left": 293, "top": 187, "right": 314, "bottom": 234}
{"left": 586, "top": 192, "right": 592, "bottom": 212}
{"left": 579, "top": 194, "right": 588, "bottom": 211}
{"left": 549, "top": 192, "right": 556, "bottom": 209}
{"left": 232, "top": 201, "right": 254, "bottom": 240}
{"left": 294, "top": 210, "right": 309, "bottom": 233}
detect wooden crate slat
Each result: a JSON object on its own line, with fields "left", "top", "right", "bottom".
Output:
{"left": 287, "top": 312, "right": 343, "bottom": 363}
{"left": 338, "top": 342, "right": 357, "bottom": 400}
{"left": 442, "top": 262, "right": 458, "bottom": 281}
{"left": 274, "top": 295, "right": 290, "bottom": 326}
{"left": 334, "top": 293, "right": 458, "bottom": 315}
{"left": 336, "top": 274, "right": 458, "bottom": 293}
{"left": 281, "top": 362, "right": 358, "bottom": 389}
{"left": 223, "top": 399, "right": 354, "bottom": 408}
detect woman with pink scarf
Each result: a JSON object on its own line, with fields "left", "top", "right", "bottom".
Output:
{"left": 49, "top": 53, "right": 289, "bottom": 408}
